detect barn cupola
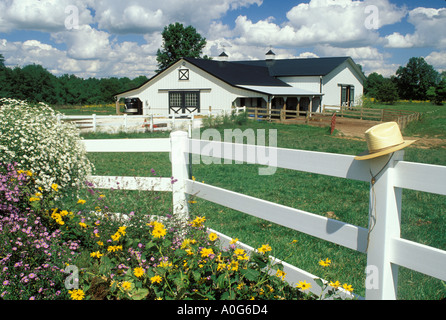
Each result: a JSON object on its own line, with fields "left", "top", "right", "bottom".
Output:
{"left": 217, "top": 51, "right": 228, "bottom": 62}
{"left": 265, "top": 49, "right": 276, "bottom": 60}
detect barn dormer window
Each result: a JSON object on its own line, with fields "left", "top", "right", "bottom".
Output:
{"left": 179, "top": 69, "right": 189, "bottom": 80}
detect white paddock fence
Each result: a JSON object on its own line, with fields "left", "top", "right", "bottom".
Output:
{"left": 82, "top": 131, "right": 446, "bottom": 300}
{"left": 59, "top": 107, "right": 245, "bottom": 133}
{"left": 58, "top": 114, "right": 200, "bottom": 133}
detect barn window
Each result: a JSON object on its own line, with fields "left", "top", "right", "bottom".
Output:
{"left": 178, "top": 69, "right": 189, "bottom": 80}
{"left": 169, "top": 91, "right": 200, "bottom": 114}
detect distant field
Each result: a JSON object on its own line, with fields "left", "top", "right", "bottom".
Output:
{"left": 77, "top": 103, "right": 446, "bottom": 300}
{"left": 53, "top": 103, "right": 123, "bottom": 115}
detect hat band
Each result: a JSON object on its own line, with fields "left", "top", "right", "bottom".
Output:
{"left": 369, "top": 141, "right": 405, "bottom": 154}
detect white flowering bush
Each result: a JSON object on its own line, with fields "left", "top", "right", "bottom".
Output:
{"left": 0, "top": 98, "right": 94, "bottom": 195}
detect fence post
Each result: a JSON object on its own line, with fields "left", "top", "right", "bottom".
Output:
{"left": 365, "top": 150, "right": 404, "bottom": 300}
{"left": 92, "top": 114, "right": 97, "bottom": 132}
{"left": 170, "top": 131, "right": 190, "bottom": 222}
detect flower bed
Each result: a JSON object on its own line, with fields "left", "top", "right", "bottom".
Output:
{"left": 1, "top": 162, "right": 356, "bottom": 300}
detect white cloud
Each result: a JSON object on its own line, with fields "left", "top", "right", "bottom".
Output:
{"left": 0, "top": 0, "right": 93, "bottom": 33}
{"left": 231, "top": 0, "right": 406, "bottom": 48}
{"left": 385, "top": 7, "right": 446, "bottom": 48}
{"left": 315, "top": 44, "right": 398, "bottom": 76}
{"left": 92, "top": 0, "right": 262, "bottom": 35}
{"left": 425, "top": 51, "right": 446, "bottom": 72}
{"left": 52, "top": 25, "right": 111, "bottom": 60}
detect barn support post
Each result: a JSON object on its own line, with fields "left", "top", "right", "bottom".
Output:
{"left": 365, "top": 150, "right": 404, "bottom": 300}
{"left": 170, "top": 131, "right": 190, "bottom": 222}
{"left": 116, "top": 98, "right": 121, "bottom": 115}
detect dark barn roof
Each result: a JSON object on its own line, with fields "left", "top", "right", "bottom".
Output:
{"left": 233, "top": 57, "right": 351, "bottom": 77}
{"left": 184, "top": 57, "right": 290, "bottom": 87}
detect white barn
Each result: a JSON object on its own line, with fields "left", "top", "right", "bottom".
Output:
{"left": 115, "top": 52, "right": 366, "bottom": 116}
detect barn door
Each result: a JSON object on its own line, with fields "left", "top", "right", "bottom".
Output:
{"left": 169, "top": 91, "right": 200, "bottom": 114}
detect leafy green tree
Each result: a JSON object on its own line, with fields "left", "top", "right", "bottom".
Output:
{"left": 427, "top": 78, "right": 446, "bottom": 105}
{"left": 364, "top": 72, "right": 385, "bottom": 98}
{"left": 156, "top": 22, "right": 208, "bottom": 72}
{"left": 375, "top": 79, "right": 399, "bottom": 104}
{"left": 395, "top": 57, "right": 439, "bottom": 100}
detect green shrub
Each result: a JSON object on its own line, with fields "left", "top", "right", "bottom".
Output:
{"left": 0, "top": 98, "right": 94, "bottom": 197}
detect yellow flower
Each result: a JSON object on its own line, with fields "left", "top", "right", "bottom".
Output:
{"left": 208, "top": 232, "right": 218, "bottom": 242}
{"left": 79, "top": 222, "right": 87, "bottom": 228}
{"left": 329, "top": 280, "right": 341, "bottom": 289}
{"left": 318, "top": 258, "right": 332, "bottom": 267}
{"left": 97, "top": 241, "right": 104, "bottom": 246}
{"left": 29, "top": 197, "right": 41, "bottom": 202}
{"left": 77, "top": 199, "right": 86, "bottom": 204}
{"left": 152, "top": 227, "right": 166, "bottom": 238}
{"left": 68, "top": 289, "right": 85, "bottom": 300}
{"left": 150, "top": 275, "right": 163, "bottom": 284}
{"left": 296, "top": 280, "right": 312, "bottom": 291}
{"left": 90, "top": 251, "right": 103, "bottom": 259}
{"left": 257, "top": 244, "right": 272, "bottom": 254}
{"left": 121, "top": 281, "right": 132, "bottom": 291}
{"left": 228, "top": 260, "right": 239, "bottom": 271}
{"left": 234, "top": 248, "right": 245, "bottom": 256}
{"left": 51, "top": 183, "right": 59, "bottom": 192}
{"left": 118, "top": 226, "right": 127, "bottom": 236}
{"left": 200, "top": 248, "right": 214, "bottom": 258}
{"left": 237, "top": 253, "right": 249, "bottom": 261}
{"left": 217, "top": 263, "right": 227, "bottom": 271}
{"left": 276, "top": 269, "right": 286, "bottom": 281}
{"left": 229, "top": 238, "right": 239, "bottom": 244}
{"left": 60, "top": 210, "right": 69, "bottom": 217}
{"left": 134, "top": 267, "right": 145, "bottom": 278}
{"left": 181, "top": 238, "right": 193, "bottom": 249}
{"left": 107, "top": 245, "right": 122, "bottom": 252}
{"left": 158, "top": 261, "right": 172, "bottom": 268}
{"left": 111, "top": 232, "right": 121, "bottom": 241}
{"left": 342, "top": 283, "right": 354, "bottom": 292}
{"left": 191, "top": 216, "right": 206, "bottom": 228}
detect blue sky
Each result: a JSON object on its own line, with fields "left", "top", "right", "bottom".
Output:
{"left": 0, "top": 0, "right": 445, "bottom": 79}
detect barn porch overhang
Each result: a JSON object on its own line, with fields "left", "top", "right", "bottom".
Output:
{"left": 235, "top": 85, "right": 324, "bottom": 113}
{"left": 236, "top": 85, "right": 324, "bottom": 98}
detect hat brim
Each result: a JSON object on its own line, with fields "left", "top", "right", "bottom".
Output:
{"left": 355, "top": 140, "right": 416, "bottom": 160}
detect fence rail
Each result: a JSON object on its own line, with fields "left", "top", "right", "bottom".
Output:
{"left": 58, "top": 107, "right": 246, "bottom": 133}
{"left": 323, "top": 106, "right": 421, "bottom": 129}
{"left": 82, "top": 131, "right": 446, "bottom": 300}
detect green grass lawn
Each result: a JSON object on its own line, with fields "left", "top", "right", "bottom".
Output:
{"left": 370, "top": 101, "right": 446, "bottom": 139}
{"left": 78, "top": 103, "right": 445, "bottom": 300}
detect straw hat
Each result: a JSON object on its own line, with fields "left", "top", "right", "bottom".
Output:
{"left": 355, "top": 122, "right": 416, "bottom": 160}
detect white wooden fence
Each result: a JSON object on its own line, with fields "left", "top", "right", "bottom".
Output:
{"left": 60, "top": 107, "right": 245, "bottom": 133}
{"left": 82, "top": 131, "right": 446, "bottom": 300}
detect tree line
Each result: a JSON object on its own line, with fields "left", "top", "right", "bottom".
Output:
{"left": 1, "top": 21, "right": 445, "bottom": 106}
{"left": 0, "top": 54, "right": 148, "bottom": 105}
{"left": 0, "top": 23, "right": 208, "bottom": 106}
{"left": 364, "top": 57, "right": 446, "bottom": 105}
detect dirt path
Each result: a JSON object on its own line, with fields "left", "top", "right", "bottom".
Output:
{"left": 330, "top": 117, "right": 445, "bottom": 149}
